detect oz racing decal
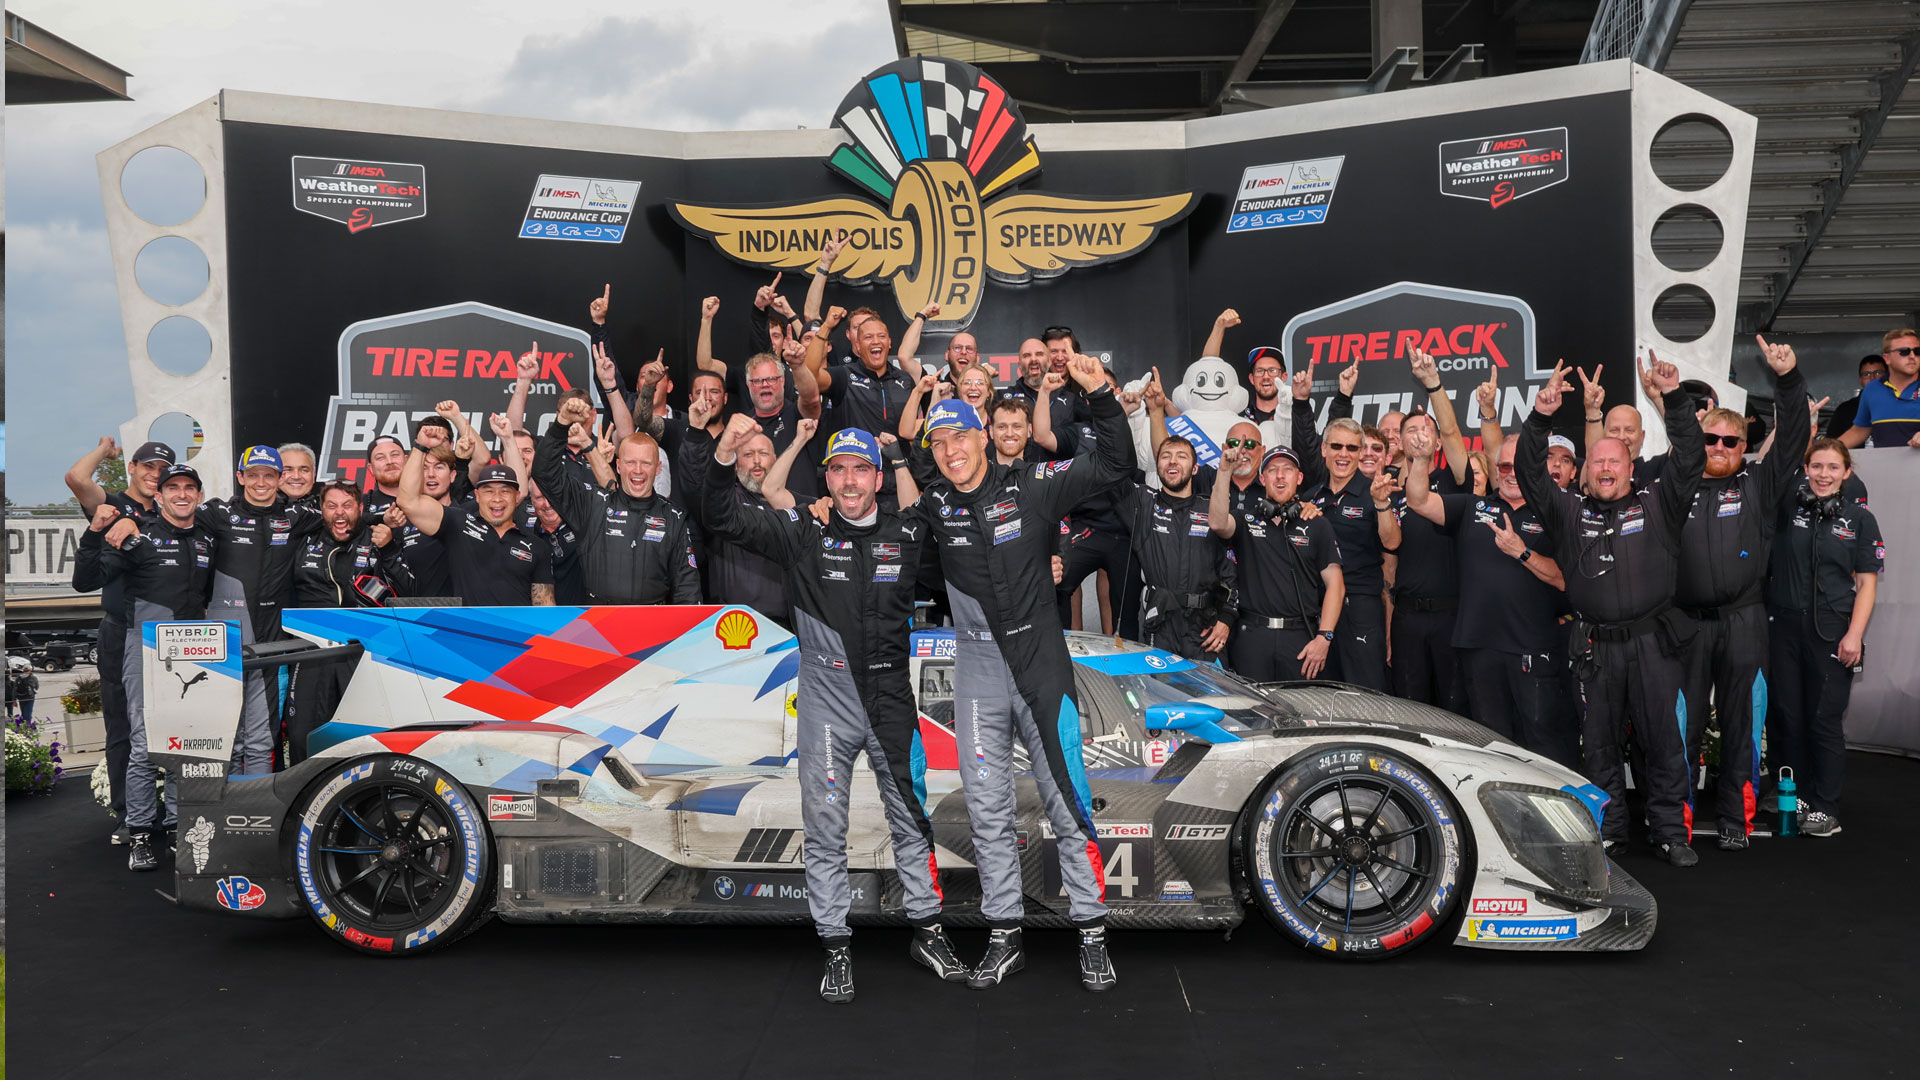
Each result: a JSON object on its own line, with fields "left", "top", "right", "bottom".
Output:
{"left": 1437, "top": 127, "right": 1569, "bottom": 209}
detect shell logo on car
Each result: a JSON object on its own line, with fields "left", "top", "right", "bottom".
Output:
{"left": 716, "top": 610, "right": 760, "bottom": 650}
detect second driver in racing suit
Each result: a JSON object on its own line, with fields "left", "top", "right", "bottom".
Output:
{"left": 918, "top": 352, "right": 1132, "bottom": 993}
{"left": 702, "top": 417, "right": 964, "bottom": 1004}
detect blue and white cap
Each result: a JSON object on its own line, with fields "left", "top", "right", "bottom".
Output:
{"left": 237, "top": 445, "right": 283, "bottom": 473}
{"left": 823, "top": 428, "right": 882, "bottom": 468}
{"left": 920, "top": 399, "right": 984, "bottom": 446}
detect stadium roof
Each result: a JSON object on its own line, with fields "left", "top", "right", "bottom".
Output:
{"left": 6, "top": 12, "right": 131, "bottom": 104}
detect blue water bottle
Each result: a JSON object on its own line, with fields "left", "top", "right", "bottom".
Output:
{"left": 1776, "top": 767, "right": 1800, "bottom": 838}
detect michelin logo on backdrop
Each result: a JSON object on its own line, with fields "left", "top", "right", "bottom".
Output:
{"left": 1226, "top": 156, "right": 1344, "bottom": 234}
{"left": 520, "top": 174, "right": 642, "bottom": 243}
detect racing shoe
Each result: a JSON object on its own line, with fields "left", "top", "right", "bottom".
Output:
{"left": 1802, "top": 811, "right": 1842, "bottom": 837}
{"left": 909, "top": 926, "right": 969, "bottom": 983}
{"left": 1717, "top": 825, "right": 1750, "bottom": 851}
{"left": 1078, "top": 926, "right": 1117, "bottom": 992}
{"left": 819, "top": 945, "right": 855, "bottom": 1004}
{"left": 1661, "top": 842, "right": 1699, "bottom": 868}
{"left": 110, "top": 823, "right": 130, "bottom": 845}
{"left": 127, "top": 829, "right": 159, "bottom": 872}
{"left": 1602, "top": 838, "right": 1627, "bottom": 858}
{"left": 967, "top": 928, "right": 1026, "bottom": 990}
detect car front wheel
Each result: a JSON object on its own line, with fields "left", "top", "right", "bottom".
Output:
{"left": 1244, "top": 744, "right": 1466, "bottom": 961}
{"left": 291, "top": 755, "right": 494, "bottom": 956}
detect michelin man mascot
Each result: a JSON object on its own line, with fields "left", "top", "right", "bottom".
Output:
{"left": 1127, "top": 309, "right": 1287, "bottom": 479}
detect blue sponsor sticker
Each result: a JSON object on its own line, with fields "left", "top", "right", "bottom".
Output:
{"left": 1466, "top": 917, "right": 1579, "bottom": 942}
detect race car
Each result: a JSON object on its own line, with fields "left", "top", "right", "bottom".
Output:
{"left": 141, "top": 605, "right": 1653, "bottom": 959}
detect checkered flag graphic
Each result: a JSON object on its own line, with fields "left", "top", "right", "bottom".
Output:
{"left": 920, "top": 60, "right": 972, "bottom": 159}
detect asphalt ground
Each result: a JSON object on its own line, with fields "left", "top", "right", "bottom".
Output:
{"left": 7, "top": 752, "right": 1918, "bottom": 1079}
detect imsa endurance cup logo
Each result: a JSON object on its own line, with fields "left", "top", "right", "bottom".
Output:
{"left": 671, "top": 57, "right": 1196, "bottom": 333}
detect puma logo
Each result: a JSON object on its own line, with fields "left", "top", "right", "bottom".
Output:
{"left": 173, "top": 671, "right": 208, "bottom": 699}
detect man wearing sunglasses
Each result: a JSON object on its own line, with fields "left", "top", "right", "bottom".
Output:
{"left": 1837, "top": 327, "right": 1920, "bottom": 449}
{"left": 1677, "top": 336, "right": 1808, "bottom": 851}
{"left": 1290, "top": 364, "right": 1393, "bottom": 692}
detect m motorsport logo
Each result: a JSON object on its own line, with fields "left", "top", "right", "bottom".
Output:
{"left": 670, "top": 57, "right": 1196, "bottom": 333}
{"left": 291, "top": 157, "right": 427, "bottom": 233}
{"left": 1437, "top": 127, "right": 1569, "bottom": 208}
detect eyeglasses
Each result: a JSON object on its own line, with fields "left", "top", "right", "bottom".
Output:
{"left": 1326, "top": 442, "right": 1362, "bottom": 452}
{"left": 1496, "top": 463, "right": 1516, "bottom": 473}
{"left": 747, "top": 375, "right": 782, "bottom": 386}
{"left": 1703, "top": 433, "right": 1745, "bottom": 448}
{"left": 1223, "top": 438, "right": 1260, "bottom": 449}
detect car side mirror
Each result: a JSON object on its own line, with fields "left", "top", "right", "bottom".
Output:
{"left": 1142, "top": 701, "right": 1237, "bottom": 743}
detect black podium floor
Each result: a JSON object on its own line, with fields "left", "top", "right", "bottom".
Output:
{"left": 8, "top": 752, "right": 1918, "bottom": 1078}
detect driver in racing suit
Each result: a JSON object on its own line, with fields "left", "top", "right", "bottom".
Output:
{"left": 918, "top": 352, "right": 1133, "bottom": 992}
{"left": 701, "top": 417, "right": 965, "bottom": 1004}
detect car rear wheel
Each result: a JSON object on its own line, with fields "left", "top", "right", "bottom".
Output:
{"left": 1244, "top": 744, "right": 1465, "bottom": 960}
{"left": 291, "top": 755, "right": 494, "bottom": 956}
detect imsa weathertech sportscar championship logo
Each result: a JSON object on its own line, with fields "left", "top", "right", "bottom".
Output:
{"left": 1437, "top": 127, "right": 1569, "bottom": 208}
{"left": 291, "top": 156, "right": 427, "bottom": 233}
{"left": 671, "top": 57, "right": 1195, "bottom": 333}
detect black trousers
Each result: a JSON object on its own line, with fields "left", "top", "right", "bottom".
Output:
{"left": 1391, "top": 604, "right": 1466, "bottom": 714}
{"left": 99, "top": 616, "right": 132, "bottom": 816}
{"left": 1462, "top": 647, "right": 1578, "bottom": 768}
{"left": 1055, "top": 527, "right": 1140, "bottom": 638}
{"left": 1145, "top": 609, "right": 1222, "bottom": 665}
{"left": 285, "top": 658, "right": 354, "bottom": 767}
{"left": 1680, "top": 604, "right": 1767, "bottom": 834}
{"left": 1330, "top": 593, "right": 1387, "bottom": 692}
{"left": 1229, "top": 619, "right": 1315, "bottom": 682}
{"left": 1765, "top": 609, "right": 1853, "bottom": 815}
{"left": 1576, "top": 632, "right": 1692, "bottom": 846}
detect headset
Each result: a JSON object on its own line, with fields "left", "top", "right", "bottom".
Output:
{"left": 1795, "top": 486, "right": 1843, "bottom": 520}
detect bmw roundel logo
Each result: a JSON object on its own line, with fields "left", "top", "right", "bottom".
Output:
{"left": 940, "top": 505, "right": 953, "bottom": 517}
{"left": 1144, "top": 654, "right": 1168, "bottom": 669}
{"left": 714, "top": 875, "right": 735, "bottom": 900}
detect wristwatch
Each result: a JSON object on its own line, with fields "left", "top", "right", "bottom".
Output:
{"left": 1517, "top": 548, "right": 1533, "bottom": 563}
{"left": 1320, "top": 630, "right": 1336, "bottom": 642}
{"left": 1586, "top": 413, "right": 1604, "bottom": 423}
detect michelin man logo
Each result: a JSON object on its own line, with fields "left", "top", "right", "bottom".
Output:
{"left": 186, "top": 815, "right": 216, "bottom": 873}
{"left": 1171, "top": 356, "right": 1249, "bottom": 415}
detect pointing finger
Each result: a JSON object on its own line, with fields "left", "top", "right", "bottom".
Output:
{"left": 602, "top": 284, "right": 611, "bottom": 301}
{"left": 771, "top": 272, "right": 782, "bottom": 290}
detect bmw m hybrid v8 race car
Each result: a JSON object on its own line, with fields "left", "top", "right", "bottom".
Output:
{"left": 140, "top": 605, "right": 1654, "bottom": 959}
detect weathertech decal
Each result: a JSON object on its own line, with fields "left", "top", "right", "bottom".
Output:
{"left": 1438, "top": 127, "right": 1569, "bottom": 208}
{"left": 291, "top": 157, "right": 427, "bottom": 233}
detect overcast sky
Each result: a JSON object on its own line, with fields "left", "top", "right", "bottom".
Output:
{"left": 5, "top": 0, "right": 897, "bottom": 503}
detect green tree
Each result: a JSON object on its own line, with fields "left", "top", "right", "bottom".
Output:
{"left": 94, "top": 456, "right": 128, "bottom": 494}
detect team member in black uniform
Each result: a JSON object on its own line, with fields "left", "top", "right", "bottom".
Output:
{"left": 1518, "top": 358, "right": 1705, "bottom": 866}
{"left": 1677, "top": 336, "right": 1808, "bottom": 850}
{"left": 1125, "top": 434, "right": 1235, "bottom": 662}
{"left": 360, "top": 436, "right": 409, "bottom": 516}
{"left": 1292, "top": 361, "right": 1391, "bottom": 690}
{"left": 74, "top": 464, "right": 216, "bottom": 871}
{"left": 1385, "top": 350, "right": 1475, "bottom": 713}
{"left": 285, "top": 482, "right": 403, "bottom": 764}
{"left": 1402, "top": 426, "right": 1575, "bottom": 764}
{"left": 1208, "top": 445, "right": 1344, "bottom": 681}
{"left": 1767, "top": 439, "right": 1884, "bottom": 838}
{"left": 818, "top": 308, "right": 920, "bottom": 505}
{"left": 531, "top": 394, "right": 700, "bottom": 604}
{"left": 65, "top": 437, "right": 173, "bottom": 841}
{"left": 705, "top": 418, "right": 963, "bottom": 1002}
{"left": 916, "top": 354, "right": 1131, "bottom": 993}
{"left": 529, "top": 485, "right": 587, "bottom": 605}
{"left": 398, "top": 442, "right": 554, "bottom": 605}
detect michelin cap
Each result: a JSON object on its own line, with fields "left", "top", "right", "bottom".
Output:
{"left": 237, "top": 445, "right": 283, "bottom": 473}
{"left": 1546, "top": 435, "right": 1578, "bottom": 456}
{"left": 921, "top": 399, "right": 984, "bottom": 446}
{"left": 822, "top": 428, "right": 882, "bottom": 468}
{"left": 474, "top": 463, "right": 519, "bottom": 488}
{"left": 130, "top": 441, "right": 177, "bottom": 466}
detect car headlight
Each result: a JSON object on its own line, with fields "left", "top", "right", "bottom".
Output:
{"left": 1477, "top": 783, "right": 1607, "bottom": 899}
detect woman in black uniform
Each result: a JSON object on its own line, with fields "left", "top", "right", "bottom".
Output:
{"left": 1767, "top": 438, "right": 1885, "bottom": 838}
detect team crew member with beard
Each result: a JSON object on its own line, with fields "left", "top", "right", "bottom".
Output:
{"left": 683, "top": 418, "right": 797, "bottom": 625}
{"left": 74, "top": 464, "right": 216, "bottom": 871}
{"left": 532, "top": 393, "right": 700, "bottom": 604}
{"left": 1767, "top": 439, "right": 1884, "bottom": 837}
{"left": 1402, "top": 426, "right": 1575, "bottom": 765}
{"left": 1676, "top": 336, "right": 1808, "bottom": 850}
{"left": 704, "top": 418, "right": 962, "bottom": 1003}
{"left": 66, "top": 437, "right": 173, "bottom": 842}
{"left": 360, "top": 436, "right": 408, "bottom": 516}
{"left": 1125, "top": 432, "right": 1236, "bottom": 663}
{"left": 1208, "top": 444, "right": 1344, "bottom": 680}
{"left": 398, "top": 437, "right": 554, "bottom": 605}
{"left": 528, "top": 484, "right": 586, "bottom": 605}
{"left": 379, "top": 442, "right": 466, "bottom": 599}
{"left": 1292, "top": 360, "right": 1390, "bottom": 691}
{"left": 1519, "top": 357, "right": 1705, "bottom": 866}
{"left": 917, "top": 353, "right": 1132, "bottom": 993}
{"left": 286, "top": 483, "right": 403, "bottom": 764}
{"left": 735, "top": 348, "right": 824, "bottom": 500}
{"left": 104, "top": 446, "right": 325, "bottom": 776}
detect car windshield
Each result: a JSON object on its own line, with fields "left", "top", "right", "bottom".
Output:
{"left": 1107, "top": 665, "right": 1295, "bottom": 734}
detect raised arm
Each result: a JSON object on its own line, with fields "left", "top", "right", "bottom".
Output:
{"left": 705, "top": 414, "right": 807, "bottom": 563}
{"left": 1399, "top": 424, "right": 1447, "bottom": 527}
{"left": 532, "top": 395, "right": 599, "bottom": 532}
{"left": 901, "top": 375, "right": 935, "bottom": 440}
{"left": 1474, "top": 366, "right": 1505, "bottom": 453}
{"left": 895, "top": 303, "right": 938, "bottom": 379}
{"left": 1208, "top": 448, "right": 1239, "bottom": 539}
{"left": 64, "top": 437, "right": 121, "bottom": 517}
{"left": 803, "top": 237, "right": 844, "bottom": 324}
{"left": 1577, "top": 364, "right": 1607, "bottom": 453}
{"left": 1201, "top": 308, "right": 1239, "bottom": 363}
{"left": 1033, "top": 355, "right": 1137, "bottom": 519}
{"left": 1646, "top": 355, "right": 1705, "bottom": 529}
{"left": 397, "top": 448, "right": 447, "bottom": 537}
{"left": 760, "top": 417, "right": 818, "bottom": 511}
{"left": 1031, "top": 371, "right": 1067, "bottom": 453}
{"left": 595, "top": 343, "right": 638, "bottom": 440}
{"left": 1142, "top": 368, "right": 1171, "bottom": 455}
{"left": 696, "top": 296, "right": 725, "bottom": 379}
{"left": 1517, "top": 362, "right": 1577, "bottom": 543}
{"left": 1289, "top": 367, "right": 1329, "bottom": 492}
{"left": 1410, "top": 348, "right": 1470, "bottom": 485}
{"left": 805, "top": 306, "right": 845, "bottom": 392}
{"left": 1752, "top": 335, "right": 1810, "bottom": 506}
{"left": 73, "top": 504, "right": 124, "bottom": 593}
{"left": 1371, "top": 469, "right": 1402, "bottom": 552}
{"left": 505, "top": 343, "right": 539, "bottom": 436}
{"left": 631, "top": 350, "right": 669, "bottom": 439}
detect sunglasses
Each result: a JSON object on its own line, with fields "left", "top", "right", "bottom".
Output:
{"left": 1889, "top": 347, "right": 1917, "bottom": 357}
{"left": 1043, "top": 325, "right": 1074, "bottom": 338}
{"left": 1703, "top": 433, "right": 1745, "bottom": 448}
{"left": 1223, "top": 438, "right": 1260, "bottom": 449}
{"left": 1326, "top": 441, "right": 1363, "bottom": 452}
{"left": 1496, "top": 462, "right": 1516, "bottom": 473}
